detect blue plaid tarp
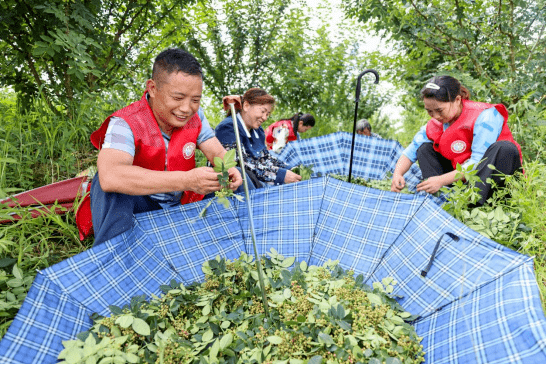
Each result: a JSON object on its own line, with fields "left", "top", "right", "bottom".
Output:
{"left": 0, "top": 177, "right": 545, "bottom": 364}
{"left": 272, "top": 132, "right": 424, "bottom": 191}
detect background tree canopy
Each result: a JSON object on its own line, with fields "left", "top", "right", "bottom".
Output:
{"left": 0, "top": 0, "right": 544, "bottom": 144}
{"left": 0, "top": 0, "right": 196, "bottom": 115}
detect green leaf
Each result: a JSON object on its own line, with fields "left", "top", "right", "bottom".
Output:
{"left": 124, "top": 353, "right": 140, "bottom": 363}
{"left": 283, "top": 288, "right": 292, "bottom": 299}
{"left": 281, "top": 257, "right": 296, "bottom": 268}
{"left": 6, "top": 278, "right": 23, "bottom": 288}
{"left": 367, "top": 293, "right": 383, "bottom": 306}
{"left": 267, "top": 335, "right": 283, "bottom": 344}
{"left": 210, "top": 338, "right": 220, "bottom": 359}
{"left": 0, "top": 258, "right": 17, "bottom": 268}
{"left": 202, "top": 329, "right": 214, "bottom": 342}
{"left": 224, "top": 149, "right": 236, "bottom": 164}
{"left": 213, "top": 157, "right": 224, "bottom": 171}
{"left": 132, "top": 317, "right": 150, "bottom": 336}
{"left": 202, "top": 303, "right": 211, "bottom": 315}
{"left": 146, "top": 343, "right": 158, "bottom": 352}
{"left": 12, "top": 265, "right": 23, "bottom": 280}
{"left": 317, "top": 332, "right": 334, "bottom": 345}
{"left": 115, "top": 315, "right": 133, "bottom": 328}
{"left": 336, "top": 320, "right": 352, "bottom": 332}
{"left": 220, "top": 333, "right": 233, "bottom": 350}
{"left": 109, "top": 305, "right": 123, "bottom": 316}
{"left": 336, "top": 304, "right": 345, "bottom": 319}
{"left": 84, "top": 333, "right": 96, "bottom": 347}
{"left": 308, "top": 355, "right": 323, "bottom": 364}
{"left": 110, "top": 326, "right": 122, "bottom": 337}
{"left": 6, "top": 291, "right": 16, "bottom": 302}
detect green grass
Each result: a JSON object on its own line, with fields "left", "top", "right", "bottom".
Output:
{"left": 0, "top": 201, "right": 93, "bottom": 338}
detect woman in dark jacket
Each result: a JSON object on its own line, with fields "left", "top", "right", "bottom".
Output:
{"left": 215, "top": 88, "right": 301, "bottom": 187}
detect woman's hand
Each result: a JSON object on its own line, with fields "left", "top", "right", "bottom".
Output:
{"left": 391, "top": 155, "right": 412, "bottom": 192}
{"left": 416, "top": 176, "right": 444, "bottom": 194}
{"left": 227, "top": 167, "right": 243, "bottom": 191}
{"left": 222, "top": 95, "right": 242, "bottom": 110}
{"left": 391, "top": 174, "right": 406, "bottom": 192}
{"left": 284, "top": 170, "right": 302, "bottom": 184}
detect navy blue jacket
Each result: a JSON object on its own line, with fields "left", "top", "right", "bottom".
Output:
{"left": 215, "top": 115, "right": 288, "bottom": 185}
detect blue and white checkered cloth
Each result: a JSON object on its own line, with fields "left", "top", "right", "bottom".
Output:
{"left": 0, "top": 177, "right": 544, "bottom": 363}
{"left": 272, "top": 132, "right": 424, "bottom": 191}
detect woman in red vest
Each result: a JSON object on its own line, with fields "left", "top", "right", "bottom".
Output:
{"left": 265, "top": 113, "right": 316, "bottom": 153}
{"left": 390, "top": 75, "right": 522, "bottom": 206}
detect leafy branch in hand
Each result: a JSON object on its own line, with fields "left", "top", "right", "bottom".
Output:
{"left": 199, "top": 149, "right": 244, "bottom": 218}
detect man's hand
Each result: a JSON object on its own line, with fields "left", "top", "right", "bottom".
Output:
{"left": 188, "top": 167, "right": 223, "bottom": 195}
{"left": 391, "top": 174, "right": 406, "bottom": 192}
{"left": 222, "top": 95, "right": 242, "bottom": 110}
{"left": 284, "top": 170, "right": 302, "bottom": 184}
{"left": 227, "top": 167, "right": 243, "bottom": 191}
{"left": 416, "top": 176, "right": 444, "bottom": 194}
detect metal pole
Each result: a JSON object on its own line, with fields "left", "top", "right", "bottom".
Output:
{"left": 348, "top": 69, "right": 380, "bottom": 183}
{"left": 228, "top": 103, "right": 269, "bottom": 317}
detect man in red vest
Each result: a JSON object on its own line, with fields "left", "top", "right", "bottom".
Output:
{"left": 77, "top": 48, "right": 242, "bottom": 245}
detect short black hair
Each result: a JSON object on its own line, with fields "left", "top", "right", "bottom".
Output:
{"left": 152, "top": 48, "right": 202, "bottom": 85}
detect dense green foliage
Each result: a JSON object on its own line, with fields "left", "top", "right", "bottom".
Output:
{"left": 343, "top": 0, "right": 546, "bottom": 103}
{"left": 175, "top": 0, "right": 389, "bottom": 135}
{"left": 59, "top": 251, "right": 425, "bottom": 364}
{"left": 0, "top": 0, "right": 198, "bottom": 116}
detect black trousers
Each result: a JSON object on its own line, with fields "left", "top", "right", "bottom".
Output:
{"left": 416, "top": 141, "right": 522, "bottom": 206}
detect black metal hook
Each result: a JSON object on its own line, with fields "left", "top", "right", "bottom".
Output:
{"left": 348, "top": 69, "right": 380, "bottom": 183}
{"left": 355, "top": 69, "right": 380, "bottom": 103}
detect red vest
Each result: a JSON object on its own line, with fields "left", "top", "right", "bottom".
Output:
{"left": 76, "top": 93, "right": 203, "bottom": 240}
{"left": 425, "top": 99, "right": 522, "bottom": 169}
{"left": 265, "top": 119, "right": 297, "bottom": 150}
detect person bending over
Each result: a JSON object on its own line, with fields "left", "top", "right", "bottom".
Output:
{"left": 77, "top": 48, "right": 242, "bottom": 245}
{"left": 391, "top": 75, "right": 522, "bottom": 206}
{"left": 265, "top": 112, "right": 316, "bottom": 153}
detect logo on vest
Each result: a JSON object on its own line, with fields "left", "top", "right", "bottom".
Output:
{"left": 183, "top": 142, "right": 196, "bottom": 159}
{"left": 451, "top": 140, "right": 466, "bottom": 153}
